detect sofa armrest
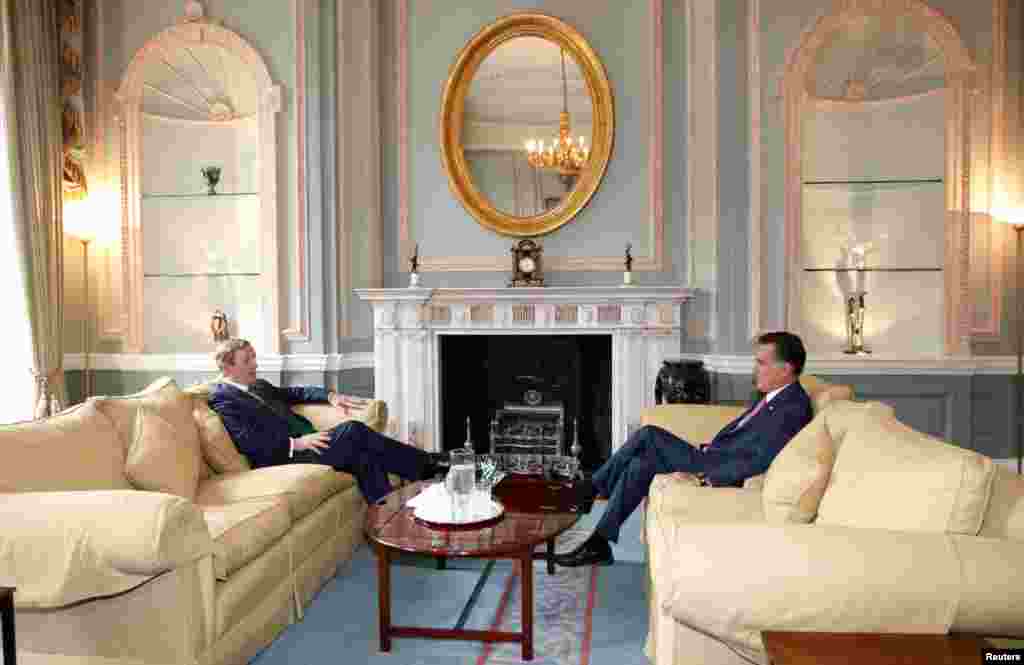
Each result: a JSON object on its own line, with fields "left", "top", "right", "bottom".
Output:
{"left": 661, "top": 523, "right": 967, "bottom": 654}
{"left": 647, "top": 474, "right": 765, "bottom": 524}
{"left": 641, "top": 404, "right": 746, "bottom": 445}
{"left": 0, "top": 490, "right": 213, "bottom": 609}
{"left": 293, "top": 397, "right": 388, "bottom": 433}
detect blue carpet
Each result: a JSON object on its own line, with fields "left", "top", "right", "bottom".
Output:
{"left": 251, "top": 501, "right": 650, "bottom": 665}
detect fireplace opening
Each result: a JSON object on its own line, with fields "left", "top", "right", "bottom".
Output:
{"left": 439, "top": 334, "right": 612, "bottom": 471}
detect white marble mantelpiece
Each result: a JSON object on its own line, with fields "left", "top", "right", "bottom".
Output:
{"left": 355, "top": 286, "right": 695, "bottom": 453}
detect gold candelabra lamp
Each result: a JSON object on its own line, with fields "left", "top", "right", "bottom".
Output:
{"left": 524, "top": 48, "right": 589, "bottom": 183}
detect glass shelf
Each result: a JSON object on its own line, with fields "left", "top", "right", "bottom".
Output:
{"left": 802, "top": 178, "right": 942, "bottom": 185}
{"left": 804, "top": 267, "right": 942, "bottom": 272}
{"left": 142, "top": 192, "right": 259, "bottom": 199}
{"left": 144, "top": 272, "right": 260, "bottom": 278}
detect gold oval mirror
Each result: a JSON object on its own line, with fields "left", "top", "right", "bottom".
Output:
{"left": 440, "top": 13, "right": 614, "bottom": 237}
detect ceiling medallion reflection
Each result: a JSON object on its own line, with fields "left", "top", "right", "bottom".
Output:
{"left": 525, "top": 47, "right": 590, "bottom": 187}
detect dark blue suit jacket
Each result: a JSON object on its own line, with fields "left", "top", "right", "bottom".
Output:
{"left": 208, "top": 380, "right": 330, "bottom": 468}
{"left": 701, "top": 381, "right": 813, "bottom": 486}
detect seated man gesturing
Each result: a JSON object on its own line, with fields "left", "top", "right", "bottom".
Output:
{"left": 208, "top": 338, "right": 446, "bottom": 503}
{"left": 556, "top": 331, "right": 813, "bottom": 567}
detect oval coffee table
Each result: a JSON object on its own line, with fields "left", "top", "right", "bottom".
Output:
{"left": 365, "top": 481, "right": 581, "bottom": 660}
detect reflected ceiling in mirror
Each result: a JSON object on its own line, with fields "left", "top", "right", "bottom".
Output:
{"left": 139, "top": 42, "right": 257, "bottom": 121}
{"left": 462, "top": 36, "right": 593, "bottom": 218}
{"left": 810, "top": 14, "right": 945, "bottom": 101}
{"left": 440, "top": 13, "right": 614, "bottom": 237}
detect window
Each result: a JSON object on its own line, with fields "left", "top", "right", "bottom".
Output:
{"left": 0, "top": 51, "right": 37, "bottom": 425}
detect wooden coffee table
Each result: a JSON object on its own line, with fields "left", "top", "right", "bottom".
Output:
{"left": 365, "top": 481, "right": 581, "bottom": 660}
{"left": 763, "top": 631, "right": 989, "bottom": 664}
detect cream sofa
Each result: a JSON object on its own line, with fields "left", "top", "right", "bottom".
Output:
{"left": 0, "top": 377, "right": 388, "bottom": 665}
{"left": 643, "top": 390, "right": 1024, "bottom": 665}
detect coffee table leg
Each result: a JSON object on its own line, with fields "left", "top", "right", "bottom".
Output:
{"left": 546, "top": 539, "right": 555, "bottom": 574}
{"left": 520, "top": 549, "right": 534, "bottom": 660}
{"left": 1, "top": 589, "right": 15, "bottom": 665}
{"left": 377, "top": 546, "right": 392, "bottom": 652}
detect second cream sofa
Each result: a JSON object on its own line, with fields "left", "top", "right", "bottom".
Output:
{"left": 643, "top": 395, "right": 1024, "bottom": 665}
{"left": 1, "top": 377, "right": 389, "bottom": 665}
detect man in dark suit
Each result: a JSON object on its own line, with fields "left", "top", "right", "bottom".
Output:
{"left": 208, "top": 338, "right": 445, "bottom": 503}
{"left": 555, "top": 331, "right": 813, "bottom": 567}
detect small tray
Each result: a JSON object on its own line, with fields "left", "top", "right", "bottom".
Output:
{"left": 413, "top": 497, "right": 505, "bottom": 529}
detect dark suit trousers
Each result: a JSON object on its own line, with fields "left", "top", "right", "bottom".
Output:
{"left": 591, "top": 425, "right": 705, "bottom": 542}
{"left": 292, "top": 420, "right": 428, "bottom": 503}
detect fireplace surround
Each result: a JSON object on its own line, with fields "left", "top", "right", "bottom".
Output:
{"left": 355, "top": 286, "right": 694, "bottom": 454}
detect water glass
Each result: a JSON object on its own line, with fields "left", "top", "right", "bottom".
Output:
{"left": 444, "top": 450, "right": 475, "bottom": 497}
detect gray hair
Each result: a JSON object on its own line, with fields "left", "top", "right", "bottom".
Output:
{"left": 214, "top": 338, "right": 252, "bottom": 371}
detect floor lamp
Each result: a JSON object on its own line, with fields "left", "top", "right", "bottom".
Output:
{"left": 63, "top": 197, "right": 95, "bottom": 401}
{"left": 79, "top": 236, "right": 93, "bottom": 399}
{"left": 1013, "top": 221, "right": 1023, "bottom": 474}
{"left": 1000, "top": 213, "right": 1024, "bottom": 474}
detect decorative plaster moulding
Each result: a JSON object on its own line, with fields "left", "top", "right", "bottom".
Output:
{"left": 674, "top": 353, "right": 1018, "bottom": 376}
{"left": 355, "top": 286, "right": 693, "bottom": 452}
{"left": 397, "top": 0, "right": 664, "bottom": 272}
{"left": 62, "top": 353, "right": 374, "bottom": 373}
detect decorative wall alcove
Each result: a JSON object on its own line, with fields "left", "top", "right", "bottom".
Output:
{"left": 782, "top": 0, "right": 976, "bottom": 356}
{"left": 115, "top": 3, "right": 282, "bottom": 353}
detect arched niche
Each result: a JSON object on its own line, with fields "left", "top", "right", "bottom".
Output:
{"left": 116, "top": 9, "right": 282, "bottom": 353}
{"left": 782, "top": 0, "right": 976, "bottom": 355}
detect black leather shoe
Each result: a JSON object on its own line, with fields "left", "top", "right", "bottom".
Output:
{"left": 554, "top": 535, "right": 614, "bottom": 567}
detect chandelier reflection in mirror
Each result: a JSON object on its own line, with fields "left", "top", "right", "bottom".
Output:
{"left": 524, "top": 47, "right": 589, "bottom": 185}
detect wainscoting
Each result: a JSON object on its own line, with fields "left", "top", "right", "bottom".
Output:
{"left": 63, "top": 352, "right": 1020, "bottom": 464}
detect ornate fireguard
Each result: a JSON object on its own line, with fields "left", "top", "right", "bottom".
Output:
{"left": 489, "top": 403, "right": 574, "bottom": 476}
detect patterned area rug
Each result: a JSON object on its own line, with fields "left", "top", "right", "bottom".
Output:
{"left": 475, "top": 521, "right": 599, "bottom": 665}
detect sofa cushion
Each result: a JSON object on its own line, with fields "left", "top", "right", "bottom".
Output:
{"left": 190, "top": 395, "right": 251, "bottom": 474}
{"left": 816, "top": 406, "right": 996, "bottom": 535}
{"left": 201, "top": 498, "right": 291, "bottom": 580}
{"left": 0, "top": 400, "right": 132, "bottom": 492}
{"left": 196, "top": 464, "right": 357, "bottom": 521}
{"left": 125, "top": 405, "right": 202, "bottom": 500}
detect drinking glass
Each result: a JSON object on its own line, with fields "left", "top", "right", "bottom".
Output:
{"left": 445, "top": 449, "right": 475, "bottom": 520}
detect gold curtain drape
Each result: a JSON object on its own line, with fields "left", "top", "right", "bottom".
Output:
{"left": 1, "top": 0, "right": 67, "bottom": 417}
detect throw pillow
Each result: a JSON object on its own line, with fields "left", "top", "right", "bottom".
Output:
{"left": 761, "top": 410, "right": 835, "bottom": 523}
{"left": 191, "top": 395, "right": 251, "bottom": 474}
{"left": 816, "top": 406, "right": 996, "bottom": 535}
{"left": 125, "top": 405, "right": 202, "bottom": 500}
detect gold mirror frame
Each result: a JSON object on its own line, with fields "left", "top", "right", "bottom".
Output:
{"left": 440, "top": 13, "right": 615, "bottom": 237}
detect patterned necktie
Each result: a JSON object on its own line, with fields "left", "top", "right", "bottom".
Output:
{"left": 733, "top": 397, "right": 767, "bottom": 431}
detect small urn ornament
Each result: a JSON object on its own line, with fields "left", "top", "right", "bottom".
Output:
{"left": 201, "top": 166, "right": 221, "bottom": 195}
{"left": 408, "top": 243, "right": 420, "bottom": 287}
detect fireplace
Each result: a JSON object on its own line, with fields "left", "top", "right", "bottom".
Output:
{"left": 354, "top": 286, "right": 694, "bottom": 456}
{"left": 439, "top": 335, "right": 612, "bottom": 470}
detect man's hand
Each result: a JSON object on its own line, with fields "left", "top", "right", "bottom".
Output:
{"left": 293, "top": 431, "right": 331, "bottom": 455}
{"left": 328, "top": 392, "right": 371, "bottom": 415}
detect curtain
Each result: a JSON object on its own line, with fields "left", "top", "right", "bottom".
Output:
{"left": 1, "top": 0, "right": 67, "bottom": 418}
